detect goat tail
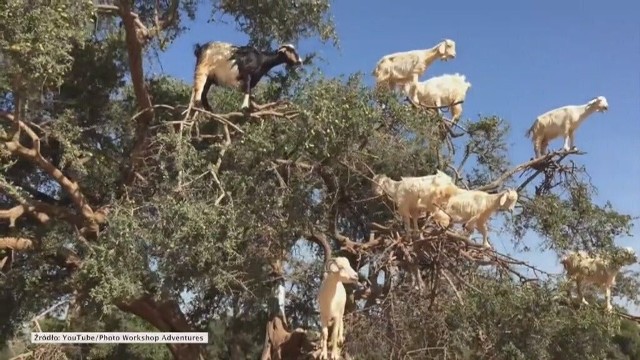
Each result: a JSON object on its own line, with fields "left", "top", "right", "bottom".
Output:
{"left": 371, "top": 66, "right": 380, "bottom": 78}
{"left": 525, "top": 122, "right": 536, "bottom": 139}
{"left": 371, "top": 60, "right": 385, "bottom": 78}
{"left": 193, "top": 43, "right": 204, "bottom": 59}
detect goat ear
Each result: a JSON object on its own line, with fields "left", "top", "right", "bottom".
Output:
{"left": 499, "top": 193, "right": 507, "bottom": 207}
{"left": 437, "top": 42, "right": 446, "bottom": 54}
{"left": 329, "top": 261, "right": 340, "bottom": 273}
{"left": 326, "top": 259, "right": 339, "bottom": 273}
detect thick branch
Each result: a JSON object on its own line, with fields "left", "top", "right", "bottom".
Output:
{"left": 114, "top": 1, "right": 155, "bottom": 187}
{"left": 1, "top": 112, "right": 95, "bottom": 220}
{"left": 0, "top": 237, "right": 33, "bottom": 251}
{"left": 97, "top": 0, "right": 180, "bottom": 42}
{"left": 0, "top": 205, "right": 30, "bottom": 227}
{"left": 95, "top": 4, "right": 150, "bottom": 43}
{"left": 117, "top": 295, "right": 204, "bottom": 360}
{"left": 0, "top": 198, "right": 88, "bottom": 228}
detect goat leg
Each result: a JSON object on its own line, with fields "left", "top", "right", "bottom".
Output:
{"left": 410, "top": 212, "right": 422, "bottom": 238}
{"left": 568, "top": 132, "right": 578, "bottom": 151}
{"left": 605, "top": 286, "right": 613, "bottom": 312}
{"left": 320, "top": 324, "right": 329, "bottom": 360}
{"left": 576, "top": 280, "right": 589, "bottom": 306}
{"left": 477, "top": 222, "right": 492, "bottom": 249}
{"left": 330, "top": 318, "right": 342, "bottom": 360}
{"left": 402, "top": 215, "right": 412, "bottom": 236}
{"left": 562, "top": 135, "right": 572, "bottom": 152}
{"left": 241, "top": 75, "right": 252, "bottom": 111}
{"left": 337, "top": 317, "right": 345, "bottom": 347}
{"left": 462, "top": 219, "right": 475, "bottom": 237}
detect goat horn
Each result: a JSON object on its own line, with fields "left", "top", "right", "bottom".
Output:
{"left": 325, "top": 259, "right": 337, "bottom": 272}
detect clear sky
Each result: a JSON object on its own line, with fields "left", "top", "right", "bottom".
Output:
{"left": 153, "top": 1, "right": 640, "bottom": 307}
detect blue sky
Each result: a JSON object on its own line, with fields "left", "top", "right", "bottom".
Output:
{"left": 153, "top": 1, "right": 640, "bottom": 307}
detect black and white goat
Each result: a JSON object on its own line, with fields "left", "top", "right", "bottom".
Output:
{"left": 191, "top": 42, "right": 303, "bottom": 112}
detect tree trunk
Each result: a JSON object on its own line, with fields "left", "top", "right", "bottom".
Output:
{"left": 117, "top": 295, "right": 206, "bottom": 360}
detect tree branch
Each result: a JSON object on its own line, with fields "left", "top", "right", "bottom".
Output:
{"left": 95, "top": 0, "right": 180, "bottom": 43}
{"left": 116, "top": 295, "right": 205, "bottom": 359}
{"left": 0, "top": 134, "right": 106, "bottom": 240}
{"left": 114, "top": 1, "right": 155, "bottom": 187}
{"left": 475, "top": 149, "right": 583, "bottom": 192}
{"left": 1, "top": 112, "right": 96, "bottom": 222}
{"left": 95, "top": 4, "right": 150, "bottom": 43}
{"left": 150, "top": 0, "right": 179, "bottom": 36}
{"left": 95, "top": 1, "right": 186, "bottom": 189}
{"left": 0, "top": 237, "right": 33, "bottom": 251}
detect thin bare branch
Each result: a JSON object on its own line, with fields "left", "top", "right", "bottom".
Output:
{"left": 475, "top": 149, "right": 584, "bottom": 192}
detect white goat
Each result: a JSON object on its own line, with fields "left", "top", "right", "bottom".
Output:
{"left": 318, "top": 257, "right": 360, "bottom": 360}
{"left": 561, "top": 247, "right": 637, "bottom": 312}
{"left": 406, "top": 73, "right": 472, "bottom": 124}
{"left": 372, "top": 39, "right": 456, "bottom": 97}
{"left": 525, "top": 96, "right": 609, "bottom": 158}
{"left": 372, "top": 170, "right": 460, "bottom": 233}
{"left": 431, "top": 188, "right": 518, "bottom": 248}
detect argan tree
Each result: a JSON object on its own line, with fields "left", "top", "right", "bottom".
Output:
{"left": 1, "top": 1, "right": 639, "bottom": 360}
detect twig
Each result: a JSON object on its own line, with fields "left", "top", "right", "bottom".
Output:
{"left": 131, "top": 104, "right": 178, "bottom": 121}
{"left": 0, "top": 238, "right": 33, "bottom": 251}
{"left": 516, "top": 150, "right": 577, "bottom": 192}
{"left": 188, "top": 107, "right": 244, "bottom": 133}
{"left": 33, "top": 299, "right": 71, "bottom": 323}
{"left": 442, "top": 270, "right": 464, "bottom": 305}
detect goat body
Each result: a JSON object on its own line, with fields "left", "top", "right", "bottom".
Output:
{"left": 191, "top": 42, "right": 302, "bottom": 111}
{"left": 318, "top": 257, "right": 360, "bottom": 360}
{"left": 561, "top": 247, "right": 636, "bottom": 312}
{"left": 407, "top": 73, "right": 472, "bottom": 124}
{"left": 372, "top": 39, "right": 456, "bottom": 97}
{"left": 431, "top": 188, "right": 518, "bottom": 248}
{"left": 373, "top": 170, "right": 459, "bottom": 233}
{"left": 525, "top": 96, "right": 609, "bottom": 158}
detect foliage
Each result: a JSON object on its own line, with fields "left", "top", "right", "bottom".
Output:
{"left": 347, "top": 279, "right": 625, "bottom": 359}
{"left": 0, "top": 0, "right": 94, "bottom": 94}
{"left": 209, "top": 0, "right": 338, "bottom": 48}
